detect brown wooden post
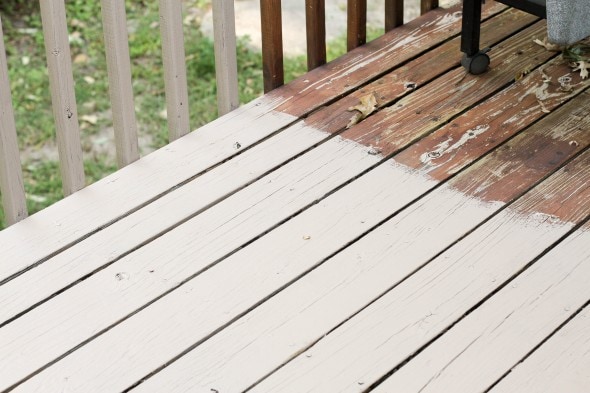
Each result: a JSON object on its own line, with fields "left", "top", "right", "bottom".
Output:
{"left": 347, "top": 0, "right": 367, "bottom": 51}
{"left": 260, "top": 0, "right": 284, "bottom": 92}
{"left": 306, "top": 0, "right": 326, "bottom": 70}
{"left": 421, "top": 0, "right": 439, "bottom": 15}
{"left": 385, "top": 0, "right": 404, "bottom": 31}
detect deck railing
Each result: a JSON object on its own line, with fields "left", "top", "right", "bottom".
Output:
{"left": 0, "top": 0, "right": 439, "bottom": 227}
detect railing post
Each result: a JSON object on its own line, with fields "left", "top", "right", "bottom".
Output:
{"left": 347, "top": 0, "right": 367, "bottom": 51}
{"left": 0, "top": 16, "right": 27, "bottom": 225}
{"left": 421, "top": 0, "right": 439, "bottom": 14}
{"left": 260, "top": 0, "right": 284, "bottom": 92}
{"left": 212, "top": 0, "right": 240, "bottom": 115}
{"left": 39, "top": 0, "right": 85, "bottom": 196}
{"left": 385, "top": 0, "right": 404, "bottom": 31}
{"left": 101, "top": 0, "right": 140, "bottom": 166}
{"left": 159, "top": 0, "right": 191, "bottom": 140}
{"left": 306, "top": 0, "right": 326, "bottom": 70}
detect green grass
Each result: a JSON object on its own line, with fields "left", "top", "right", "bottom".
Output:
{"left": 0, "top": 1, "right": 383, "bottom": 229}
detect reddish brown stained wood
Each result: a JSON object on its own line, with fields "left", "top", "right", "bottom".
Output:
{"left": 347, "top": 0, "right": 366, "bottom": 51}
{"left": 260, "top": 0, "right": 284, "bottom": 92}
{"left": 306, "top": 0, "right": 326, "bottom": 70}
{"left": 273, "top": 1, "right": 507, "bottom": 117}
{"left": 421, "top": 0, "right": 439, "bottom": 14}
{"left": 385, "top": 0, "right": 404, "bottom": 31}
{"left": 303, "top": 8, "right": 536, "bottom": 135}
{"left": 340, "top": 22, "right": 554, "bottom": 156}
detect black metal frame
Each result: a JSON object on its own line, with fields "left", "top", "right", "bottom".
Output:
{"left": 461, "top": 0, "right": 547, "bottom": 74}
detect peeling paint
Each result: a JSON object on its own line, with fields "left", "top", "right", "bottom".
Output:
{"left": 420, "top": 125, "right": 490, "bottom": 167}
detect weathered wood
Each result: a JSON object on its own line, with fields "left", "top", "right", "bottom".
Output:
{"left": 306, "top": 0, "right": 326, "bottom": 70}
{"left": 376, "top": 212, "right": 590, "bottom": 393}
{"left": 385, "top": 0, "right": 404, "bottom": 30}
{"left": 0, "top": 17, "right": 27, "bottom": 225}
{"left": 39, "top": 0, "right": 85, "bottom": 195}
{"left": 212, "top": 0, "right": 239, "bottom": 116}
{"left": 260, "top": 0, "right": 284, "bottom": 92}
{"left": 133, "top": 98, "right": 590, "bottom": 393}
{"left": 159, "top": 0, "right": 191, "bottom": 138}
{"left": 101, "top": 0, "right": 140, "bottom": 167}
{"left": 347, "top": 0, "right": 366, "bottom": 51}
{"left": 421, "top": 0, "right": 439, "bottom": 14}
{"left": 491, "top": 304, "right": 590, "bottom": 393}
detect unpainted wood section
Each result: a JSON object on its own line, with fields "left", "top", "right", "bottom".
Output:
{"left": 159, "top": 0, "right": 191, "bottom": 137}
{"left": 385, "top": 0, "right": 404, "bottom": 31}
{"left": 212, "top": 0, "right": 240, "bottom": 116}
{"left": 421, "top": 0, "right": 439, "bottom": 14}
{"left": 273, "top": 1, "right": 508, "bottom": 117}
{"left": 249, "top": 148, "right": 590, "bottom": 393}
{"left": 39, "top": 0, "right": 85, "bottom": 195}
{"left": 101, "top": 0, "right": 140, "bottom": 167}
{"left": 305, "top": 0, "right": 326, "bottom": 70}
{"left": 491, "top": 302, "right": 590, "bottom": 393}
{"left": 303, "top": 8, "right": 537, "bottom": 135}
{"left": 0, "top": 98, "right": 298, "bottom": 282}
{"left": 0, "top": 135, "right": 385, "bottom": 392}
{"left": 340, "top": 21, "right": 553, "bottom": 155}
{"left": 376, "top": 203, "right": 590, "bottom": 393}
{"left": 260, "top": 0, "right": 284, "bottom": 92}
{"left": 0, "top": 17, "right": 27, "bottom": 225}
{"left": 347, "top": 0, "right": 366, "bottom": 51}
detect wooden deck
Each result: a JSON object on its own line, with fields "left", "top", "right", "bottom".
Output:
{"left": 1, "top": 2, "right": 589, "bottom": 392}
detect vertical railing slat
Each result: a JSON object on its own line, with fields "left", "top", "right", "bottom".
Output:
{"left": 159, "top": 0, "right": 191, "bottom": 140}
{"left": 39, "top": 0, "right": 85, "bottom": 196}
{"left": 347, "top": 0, "right": 367, "bottom": 51}
{"left": 306, "top": 0, "right": 326, "bottom": 70}
{"left": 385, "top": 0, "right": 404, "bottom": 31}
{"left": 260, "top": 0, "right": 284, "bottom": 93}
{"left": 421, "top": 0, "right": 439, "bottom": 15}
{"left": 0, "top": 16, "right": 27, "bottom": 225}
{"left": 212, "top": 0, "right": 239, "bottom": 116}
{"left": 101, "top": 0, "right": 140, "bottom": 166}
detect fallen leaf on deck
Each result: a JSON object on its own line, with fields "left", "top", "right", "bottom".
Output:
{"left": 347, "top": 93, "right": 378, "bottom": 129}
{"left": 572, "top": 60, "right": 589, "bottom": 79}
{"left": 533, "top": 37, "right": 562, "bottom": 52}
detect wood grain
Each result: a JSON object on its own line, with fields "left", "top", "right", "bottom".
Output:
{"left": 306, "top": 0, "right": 326, "bottom": 70}
{"left": 0, "top": 17, "right": 27, "bottom": 225}
{"left": 347, "top": 0, "right": 366, "bottom": 51}
{"left": 385, "top": 0, "right": 404, "bottom": 30}
{"left": 421, "top": 0, "right": 439, "bottom": 14}
{"left": 260, "top": 0, "right": 284, "bottom": 92}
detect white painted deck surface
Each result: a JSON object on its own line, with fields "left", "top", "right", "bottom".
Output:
{"left": 1, "top": 3, "right": 589, "bottom": 392}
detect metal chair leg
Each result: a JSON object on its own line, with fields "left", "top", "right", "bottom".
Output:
{"left": 460, "top": 0, "right": 490, "bottom": 74}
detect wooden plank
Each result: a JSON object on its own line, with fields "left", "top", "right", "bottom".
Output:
{"left": 490, "top": 305, "right": 590, "bottom": 393}
{"left": 260, "top": 0, "right": 284, "bottom": 92}
{"left": 250, "top": 147, "right": 590, "bottom": 392}
{"left": 0, "top": 8, "right": 535, "bottom": 326}
{"left": 39, "top": 0, "right": 85, "bottom": 195}
{"left": 159, "top": 0, "right": 191, "bottom": 138}
{"left": 347, "top": 0, "right": 367, "bottom": 51}
{"left": 212, "top": 0, "right": 239, "bottom": 116}
{"left": 385, "top": 0, "right": 404, "bottom": 31}
{"left": 0, "top": 2, "right": 505, "bottom": 272}
{"left": 305, "top": 0, "right": 326, "bottom": 70}
{"left": 10, "top": 85, "right": 590, "bottom": 393}
{"left": 421, "top": 0, "right": 439, "bottom": 14}
{"left": 101, "top": 0, "right": 140, "bottom": 167}
{"left": 0, "top": 16, "right": 27, "bottom": 225}
{"left": 375, "top": 220, "right": 590, "bottom": 393}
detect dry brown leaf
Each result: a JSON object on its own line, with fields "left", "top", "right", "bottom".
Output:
{"left": 347, "top": 93, "right": 377, "bottom": 129}
{"left": 572, "top": 60, "right": 589, "bottom": 79}
{"left": 533, "top": 37, "right": 562, "bottom": 52}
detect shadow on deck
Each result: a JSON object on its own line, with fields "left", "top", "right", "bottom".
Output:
{"left": 0, "top": 2, "right": 589, "bottom": 392}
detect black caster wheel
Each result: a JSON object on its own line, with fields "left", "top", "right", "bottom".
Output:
{"left": 461, "top": 49, "right": 490, "bottom": 75}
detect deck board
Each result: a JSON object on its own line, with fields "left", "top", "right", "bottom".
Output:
{"left": 1, "top": 3, "right": 589, "bottom": 392}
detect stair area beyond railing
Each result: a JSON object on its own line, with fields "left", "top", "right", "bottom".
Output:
{"left": 0, "top": 0, "right": 440, "bottom": 227}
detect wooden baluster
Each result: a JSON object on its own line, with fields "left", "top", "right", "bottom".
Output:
{"left": 39, "top": 0, "right": 85, "bottom": 196}
{"left": 101, "top": 0, "right": 140, "bottom": 166}
{"left": 159, "top": 0, "right": 191, "bottom": 140}
{"left": 306, "top": 0, "right": 326, "bottom": 70}
{"left": 421, "top": 0, "right": 439, "bottom": 15}
{"left": 260, "top": 0, "right": 284, "bottom": 92}
{"left": 212, "top": 0, "right": 239, "bottom": 115}
{"left": 0, "top": 16, "right": 27, "bottom": 225}
{"left": 385, "top": 0, "right": 404, "bottom": 31}
{"left": 347, "top": 0, "right": 367, "bottom": 51}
